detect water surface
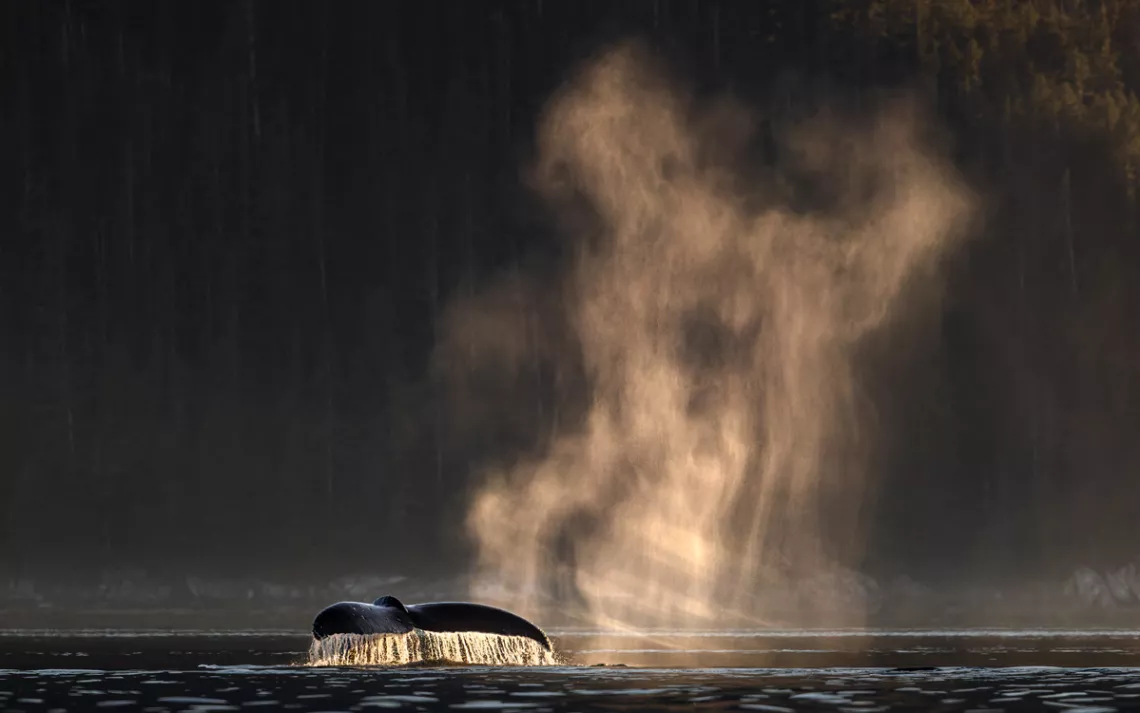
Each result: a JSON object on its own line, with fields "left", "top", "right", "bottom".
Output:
{"left": 2, "top": 629, "right": 1139, "bottom": 711}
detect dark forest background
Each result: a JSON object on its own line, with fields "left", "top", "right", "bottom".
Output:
{"left": 2, "top": 0, "right": 1140, "bottom": 594}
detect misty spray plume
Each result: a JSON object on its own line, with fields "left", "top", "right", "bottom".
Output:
{"left": 438, "top": 43, "right": 974, "bottom": 630}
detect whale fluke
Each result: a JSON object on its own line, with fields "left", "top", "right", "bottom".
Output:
{"left": 311, "top": 595, "right": 552, "bottom": 651}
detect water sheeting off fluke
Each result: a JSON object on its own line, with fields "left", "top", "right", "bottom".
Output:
{"left": 307, "top": 630, "right": 560, "bottom": 667}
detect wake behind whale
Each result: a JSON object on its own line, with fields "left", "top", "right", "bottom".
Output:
{"left": 308, "top": 595, "right": 559, "bottom": 667}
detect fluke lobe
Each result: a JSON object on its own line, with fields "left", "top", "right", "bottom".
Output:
{"left": 311, "top": 595, "right": 552, "bottom": 650}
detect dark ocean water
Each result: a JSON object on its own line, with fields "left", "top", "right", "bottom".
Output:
{"left": 2, "top": 629, "right": 1140, "bottom": 711}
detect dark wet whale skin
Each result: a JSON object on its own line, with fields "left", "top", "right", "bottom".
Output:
{"left": 311, "top": 595, "right": 552, "bottom": 650}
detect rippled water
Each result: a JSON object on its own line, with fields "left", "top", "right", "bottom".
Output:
{"left": 2, "top": 629, "right": 1140, "bottom": 711}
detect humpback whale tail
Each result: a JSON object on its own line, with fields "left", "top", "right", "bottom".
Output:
{"left": 311, "top": 595, "right": 552, "bottom": 652}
